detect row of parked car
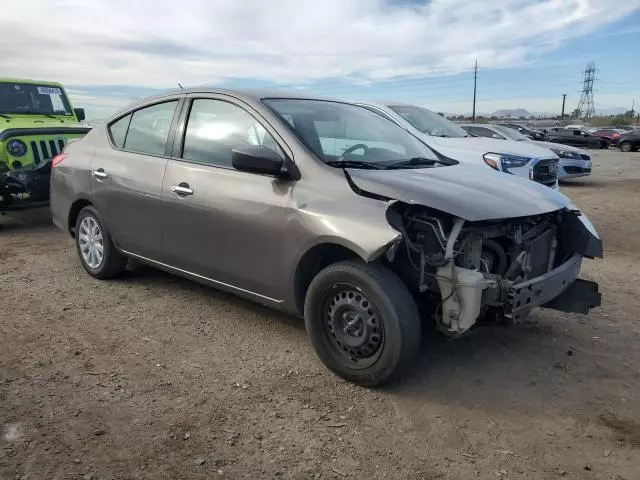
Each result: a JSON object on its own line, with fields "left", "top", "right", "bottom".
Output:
{"left": 40, "top": 86, "right": 603, "bottom": 386}
{"left": 490, "top": 121, "right": 640, "bottom": 152}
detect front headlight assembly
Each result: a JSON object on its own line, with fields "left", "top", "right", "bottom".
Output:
{"left": 6, "top": 139, "right": 27, "bottom": 157}
{"left": 483, "top": 153, "right": 531, "bottom": 173}
{"left": 550, "top": 148, "right": 581, "bottom": 160}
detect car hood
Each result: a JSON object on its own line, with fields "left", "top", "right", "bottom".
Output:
{"left": 346, "top": 164, "right": 571, "bottom": 221}
{"left": 532, "top": 140, "right": 586, "bottom": 154}
{"left": 427, "top": 135, "right": 557, "bottom": 158}
{"left": 0, "top": 114, "right": 79, "bottom": 132}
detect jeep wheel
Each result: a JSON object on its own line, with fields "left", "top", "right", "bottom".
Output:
{"left": 619, "top": 141, "right": 633, "bottom": 153}
{"left": 304, "top": 260, "right": 421, "bottom": 387}
{"left": 75, "top": 206, "right": 127, "bottom": 279}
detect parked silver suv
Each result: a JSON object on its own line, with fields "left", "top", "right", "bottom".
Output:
{"left": 50, "top": 89, "right": 602, "bottom": 386}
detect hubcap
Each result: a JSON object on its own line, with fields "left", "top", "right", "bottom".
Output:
{"left": 78, "top": 216, "right": 104, "bottom": 269}
{"left": 325, "top": 286, "right": 383, "bottom": 362}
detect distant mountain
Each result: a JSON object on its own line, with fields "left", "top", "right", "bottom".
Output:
{"left": 490, "top": 108, "right": 532, "bottom": 118}
{"left": 595, "top": 107, "right": 627, "bottom": 115}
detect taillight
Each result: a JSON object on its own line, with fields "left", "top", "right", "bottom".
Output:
{"left": 51, "top": 153, "right": 67, "bottom": 168}
{"left": 613, "top": 133, "right": 621, "bottom": 139}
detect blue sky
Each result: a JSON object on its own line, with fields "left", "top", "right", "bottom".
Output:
{"left": 3, "top": 0, "right": 639, "bottom": 118}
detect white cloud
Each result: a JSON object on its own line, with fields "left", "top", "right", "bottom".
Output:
{"left": 2, "top": 0, "right": 638, "bottom": 117}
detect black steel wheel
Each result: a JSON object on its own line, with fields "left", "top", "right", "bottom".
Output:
{"left": 323, "top": 283, "right": 384, "bottom": 368}
{"left": 304, "top": 260, "right": 421, "bottom": 387}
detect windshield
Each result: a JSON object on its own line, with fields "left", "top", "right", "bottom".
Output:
{"left": 492, "top": 125, "right": 530, "bottom": 141}
{"left": 0, "top": 82, "right": 73, "bottom": 116}
{"left": 387, "top": 105, "right": 469, "bottom": 138}
{"left": 263, "top": 99, "right": 445, "bottom": 168}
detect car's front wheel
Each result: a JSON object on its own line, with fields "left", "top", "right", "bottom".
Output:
{"left": 75, "top": 206, "right": 127, "bottom": 279}
{"left": 588, "top": 140, "right": 602, "bottom": 149}
{"left": 304, "top": 260, "right": 421, "bottom": 387}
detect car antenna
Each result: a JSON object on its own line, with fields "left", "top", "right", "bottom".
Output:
{"left": 178, "top": 83, "right": 184, "bottom": 90}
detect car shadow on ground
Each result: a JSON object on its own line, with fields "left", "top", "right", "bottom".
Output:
{"left": 121, "top": 262, "right": 306, "bottom": 330}
{"left": 109, "top": 261, "right": 629, "bottom": 417}
{"left": 0, "top": 208, "right": 53, "bottom": 231}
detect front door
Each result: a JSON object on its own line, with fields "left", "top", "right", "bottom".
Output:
{"left": 160, "top": 97, "right": 293, "bottom": 300}
{"left": 90, "top": 99, "right": 181, "bottom": 258}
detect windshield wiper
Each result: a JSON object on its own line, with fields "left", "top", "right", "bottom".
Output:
{"left": 382, "top": 157, "right": 454, "bottom": 168}
{"left": 325, "top": 160, "right": 385, "bottom": 170}
{"left": 0, "top": 113, "right": 10, "bottom": 119}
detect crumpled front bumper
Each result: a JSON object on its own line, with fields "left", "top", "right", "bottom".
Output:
{"left": 504, "top": 254, "right": 601, "bottom": 322}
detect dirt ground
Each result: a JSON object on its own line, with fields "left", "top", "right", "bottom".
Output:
{"left": 1, "top": 150, "right": 639, "bottom": 480}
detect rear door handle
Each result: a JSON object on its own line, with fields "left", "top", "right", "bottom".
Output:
{"left": 91, "top": 169, "right": 108, "bottom": 179}
{"left": 170, "top": 184, "right": 194, "bottom": 196}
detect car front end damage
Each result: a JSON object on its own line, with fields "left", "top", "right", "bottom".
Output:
{"left": 384, "top": 203, "right": 602, "bottom": 335}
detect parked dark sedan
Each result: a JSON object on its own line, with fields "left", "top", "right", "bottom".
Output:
{"left": 544, "top": 128, "right": 608, "bottom": 149}
{"left": 502, "top": 123, "right": 546, "bottom": 141}
{"left": 617, "top": 131, "right": 640, "bottom": 152}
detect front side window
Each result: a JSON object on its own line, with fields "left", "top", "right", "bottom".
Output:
{"left": 264, "top": 99, "right": 444, "bottom": 168}
{"left": 492, "top": 125, "right": 529, "bottom": 141}
{"left": 464, "top": 126, "right": 495, "bottom": 138}
{"left": 388, "top": 105, "right": 469, "bottom": 138}
{"left": 182, "top": 99, "right": 279, "bottom": 167}
{"left": 123, "top": 101, "right": 178, "bottom": 156}
{"left": 0, "top": 82, "right": 73, "bottom": 116}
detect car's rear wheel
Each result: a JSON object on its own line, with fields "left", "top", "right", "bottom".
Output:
{"left": 75, "top": 206, "right": 127, "bottom": 279}
{"left": 588, "top": 140, "right": 602, "bottom": 149}
{"left": 620, "top": 141, "right": 633, "bottom": 153}
{"left": 304, "top": 260, "right": 421, "bottom": 387}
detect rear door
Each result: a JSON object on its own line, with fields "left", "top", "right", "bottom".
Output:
{"left": 90, "top": 97, "right": 183, "bottom": 258}
{"left": 159, "top": 95, "right": 294, "bottom": 300}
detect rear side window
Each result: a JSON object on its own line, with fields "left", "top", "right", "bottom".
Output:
{"left": 122, "top": 101, "right": 178, "bottom": 156}
{"left": 109, "top": 114, "right": 131, "bottom": 148}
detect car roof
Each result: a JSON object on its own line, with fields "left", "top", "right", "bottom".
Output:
{"left": 0, "top": 78, "right": 65, "bottom": 88}
{"left": 110, "top": 87, "right": 351, "bottom": 118}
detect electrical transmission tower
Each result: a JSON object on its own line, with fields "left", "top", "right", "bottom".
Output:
{"left": 576, "top": 62, "right": 596, "bottom": 119}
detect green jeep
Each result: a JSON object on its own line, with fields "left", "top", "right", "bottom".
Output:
{"left": 0, "top": 78, "right": 90, "bottom": 211}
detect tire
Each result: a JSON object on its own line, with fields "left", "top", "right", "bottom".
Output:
{"left": 619, "top": 141, "right": 633, "bottom": 153}
{"left": 304, "top": 260, "right": 421, "bottom": 387}
{"left": 75, "top": 205, "right": 127, "bottom": 279}
{"left": 588, "top": 140, "right": 602, "bottom": 149}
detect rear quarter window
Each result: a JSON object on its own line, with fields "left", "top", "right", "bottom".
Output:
{"left": 108, "top": 114, "right": 132, "bottom": 148}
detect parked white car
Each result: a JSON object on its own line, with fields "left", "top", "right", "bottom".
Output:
{"left": 460, "top": 124, "right": 592, "bottom": 180}
{"left": 355, "top": 102, "right": 560, "bottom": 189}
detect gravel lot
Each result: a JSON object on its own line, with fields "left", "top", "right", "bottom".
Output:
{"left": 1, "top": 150, "right": 639, "bottom": 480}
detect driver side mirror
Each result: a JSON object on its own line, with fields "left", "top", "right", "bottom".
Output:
{"left": 74, "top": 108, "right": 86, "bottom": 121}
{"left": 232, "top": 145, "right": 285, "bottom": 176}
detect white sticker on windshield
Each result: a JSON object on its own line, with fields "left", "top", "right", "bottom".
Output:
{"left": 37, "top": 86, "right": 62, "bottom": 95}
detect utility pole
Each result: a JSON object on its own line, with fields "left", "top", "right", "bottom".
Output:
{"left": 561, "top": 94, "right": 567, "bottom": 120}
{"left": 472, "top": 59, "right": 478, "bottom": 123}
{"left": 631, "top": 99, "right": 636, "bottom": 118}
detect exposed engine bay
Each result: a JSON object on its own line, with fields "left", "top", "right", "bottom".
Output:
{"left": 385, "top": 203, "right": 603, "bottom": 336}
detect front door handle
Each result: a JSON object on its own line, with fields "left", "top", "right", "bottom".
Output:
{"left": 170, "top": 184, "right": 194, "bottom": 196}
{"left": 91, "top": 168, "right": 108, "bottom": 180}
